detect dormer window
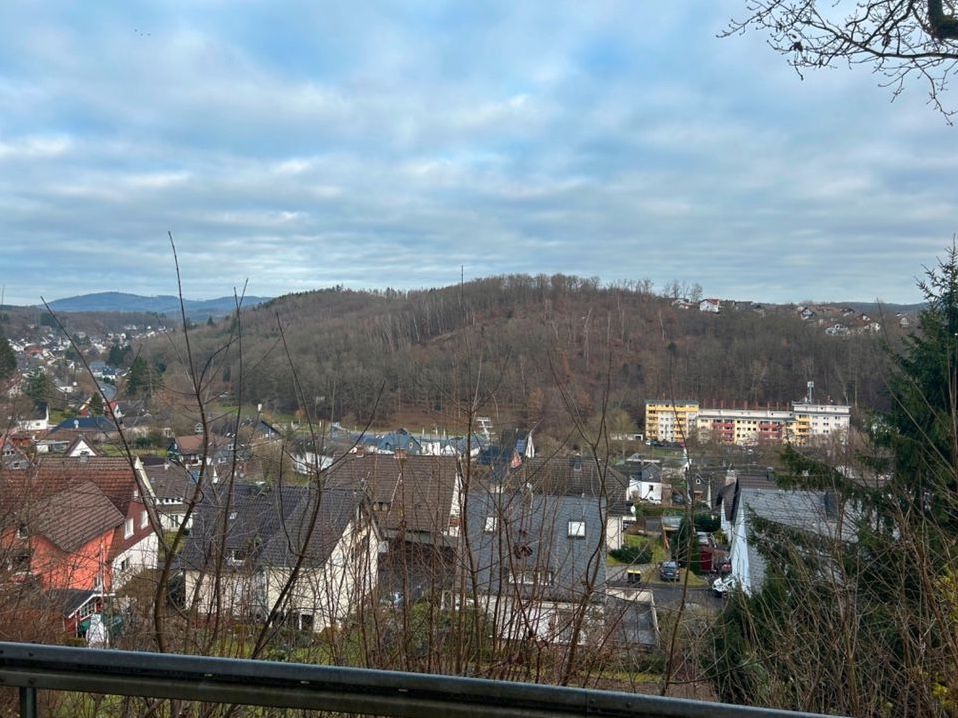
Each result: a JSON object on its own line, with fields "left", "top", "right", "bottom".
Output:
{"left": 9, "top": 549, "right": 32, "bottom": 574}
{"left": 484, "top": 516, "right": 498, "bottom": 533}
{"left": 567, "top": 520, "right": 586, "bottom": 538}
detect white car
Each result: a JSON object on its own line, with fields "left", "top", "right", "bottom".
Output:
{"left": 712, "top": 575, "right": 738, "bottom": 596}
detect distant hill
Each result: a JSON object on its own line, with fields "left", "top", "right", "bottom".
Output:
{"left": 143, "top": 276, "right": 906, "bottom": 439}
{"left": 43, "top": 292, "right": 271, "bottom": 318}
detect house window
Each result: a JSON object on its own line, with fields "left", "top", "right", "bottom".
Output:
{"left": 16, "top": 523, "right": 28, "bottom": 540}
{"left": 9, "top": 549, "right": 31, "bottom": 574}
{"left": 140, "top": 510, "right": 149, "bottom": 529}
{"left": 229, "top": 548, "right": 248, "bottom": 565}
{"left": 568, "top": 520, "right": 586, "bottom": 538}
{"left": 229, "top": 511, "right": 238, "bottom": 521}
{"left": 124, "top": 517, "right": 134, "bottom": 539}
{"left": 299, "top": 613, "right": 314, "bottom": 631}
{"left": 510, "top": 569, "right": 554, "bottom": 586}
{"left": 484, "top": 516, "right": 498, "bottom": 533}
{"left": 119, "top": 558, "right": 130, "bottom": 572}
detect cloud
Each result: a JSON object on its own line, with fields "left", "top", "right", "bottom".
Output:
{"left": 0, "top": 1, "right": 954, "bottom": 306}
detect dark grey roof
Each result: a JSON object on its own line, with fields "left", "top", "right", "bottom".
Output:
{"left": 465, "top": 488, "right": 606, "bottom": 603}
{"left": 143, "top": 462, "right": 196, "bottom": 502}
{"left": 179, "top": 483, "right": 364, "bottom": 571}
{"left": 43, "top": 588, "right": 100, "bottom": 617}
{"left": 506, "top": 456, "right": 628, "bottom": 499}
{"left": 740, "top": 488, "right": 857, "bottom": 590}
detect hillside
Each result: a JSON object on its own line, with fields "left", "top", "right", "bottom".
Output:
{"left": 138, "top": 276, "right": 905, "bottom": 441}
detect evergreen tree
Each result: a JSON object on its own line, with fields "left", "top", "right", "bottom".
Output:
{"left": 89, "top": 391, "right": 104, "bottom": 416}
{"left": 706, "top": 246, "right": 958, "bottom": 715}
{"left": 126, "top": 356, "right": 155, "bottom": 399}
{"left": 24, "top": 367, "right": 52, "bottom": 407}
{"left": 107, "top": 343, "right": 131, "bottom": 368}
{"left": 0, "top": 334, "right": 16, "bottom": 382}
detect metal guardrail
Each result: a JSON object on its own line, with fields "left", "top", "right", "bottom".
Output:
{"left": 0, "top": 641, "right": 840, "bottom": 718}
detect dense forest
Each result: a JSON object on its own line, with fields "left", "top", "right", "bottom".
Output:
{"left": 141, "top": 275, "right": 903, "bottom": 435}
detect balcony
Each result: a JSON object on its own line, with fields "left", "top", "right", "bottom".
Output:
{"left": 0, "top": 641, "right": 838, "bottom": 718}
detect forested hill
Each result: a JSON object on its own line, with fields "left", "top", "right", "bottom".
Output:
{"left": 145, "top": 276, "right": 903, "bottom": 433}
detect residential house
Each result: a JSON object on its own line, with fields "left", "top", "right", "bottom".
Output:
{"left": 65, "top": 436, "right": 97, "bottom": 458}
{"left": 699, "top": 298, "right": 721, "bottom": 313}
{"left": 141, "top": 459, "right": 199, "bottom": 532}
{"left": 11, "top": 456, "right": 160, "bottom": 591}
{"left": 505, "top": 456, "right": 631, "bottom": 551}
{"left": 179, "top": 484, "right": 380, "bottom": 633}
{"left": 2, "top": 481, "right": 123, "bottom": 593}
{"left": 168, "top": 434, "right": 236, "bottom": 467}
{"left": 627, "top": 462, "right": 663, "bottom": 505}
{"left": 325, "top": 454, "right": 462, "bottom": 603}
{"left": 16, "top": 403, "right": 50, "bottom": 432}
{"left": 719, "top": 484, "right": 855, "bottom": 595}
{"left": 49, "top": 417, "right": 119, "bottom": 444}
{"left": 464, "top": 485, "right": 607, "bottom": 645}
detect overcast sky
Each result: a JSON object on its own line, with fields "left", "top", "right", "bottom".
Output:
{"left": 1, "top": 2, "right": 954, "bottom": 306}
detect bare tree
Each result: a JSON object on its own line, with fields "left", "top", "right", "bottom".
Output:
{"left": 724, "top": 0, "right": 958, "bottom": 117}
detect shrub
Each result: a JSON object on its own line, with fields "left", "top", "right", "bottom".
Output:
{"left": 610, "top": 543, "right": 653, "bottom": 564}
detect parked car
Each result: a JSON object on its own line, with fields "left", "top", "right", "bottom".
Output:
{"left": 712, "top": 575, "right": 738, "bottom": 596}
{"left": 660, "top": 560, "right": 680, "bottom": 581}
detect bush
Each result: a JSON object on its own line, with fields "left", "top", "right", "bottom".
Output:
{"left": 694, "top": 514, "right": 721, "bottom": 533}
{"left": 610, "top": 543, "right": 653, "bottom": 564}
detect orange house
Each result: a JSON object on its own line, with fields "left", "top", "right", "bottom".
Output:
{"left": 5, "top": 481, "right": 124, "bottom": 592}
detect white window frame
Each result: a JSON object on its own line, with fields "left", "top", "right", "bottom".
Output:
{"left": 124, "top": 517, "right": 134, "bottom": 539}
{"left": 567, "top": 519, "right": 586, "bottom": 538}
{"left": 484, "top": 516, "right": 498, "bottom": 533}
{"left": 140, "top": 510, "right": 149, "bottom": 529}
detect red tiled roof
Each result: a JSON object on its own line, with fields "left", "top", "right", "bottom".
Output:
{"left": 174, "top": 435, "right": 229, "bottom": 455}
{"left": 16, "top": 457, "right": 141, "bottom": 514}
{"left": 29, "top": 481, "right": 124, "bottom": 553}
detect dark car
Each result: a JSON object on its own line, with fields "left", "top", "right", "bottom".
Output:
{"left": 659, "top": 560, "right": 680, "bottom": 581}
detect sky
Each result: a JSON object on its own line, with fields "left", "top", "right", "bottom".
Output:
{"left": 1, "top": 1, "right": 955, "bottom": 306}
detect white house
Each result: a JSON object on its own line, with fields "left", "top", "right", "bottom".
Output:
{"left": 180, "top": 484, "right": 381, "bottom": 633}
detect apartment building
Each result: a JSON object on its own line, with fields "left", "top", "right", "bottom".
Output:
{"left": 790, "top": 402, "right": 851, "bottom": 444}
{"left": 694, "top": 408, "right": 793, "bottom": 445}
{"left": 645, "top": 399, "right": 851, "bottom": 447}
{"left": 644, "top": 401, "right": 699, "bottom": 443}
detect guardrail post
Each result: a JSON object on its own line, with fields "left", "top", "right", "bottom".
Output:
{"left": 19, "top": 686, "right": 37, "bottom": 718}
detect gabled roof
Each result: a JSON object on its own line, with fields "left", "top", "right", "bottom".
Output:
{"left": 142, "top": 461, "right": 196, "bottom": 502}
{"left": 505, "top": 456, "right": 628, "bottom": 499}
{"left": 172, "top": 434, "right": 232, "bottom": 455}
{"left": 179, "top": 484, "right": 366, "bottom": 570}
{"left": 324, "top": 454, "right": 459, "bottom": 535}
{"left": 27, "top": 481, "right": 124, "bottom": 553}
{"left": 65, "top": 436, "right": 98, "bottom": 457}
{"left": 43, "top": 587, "right": 102, "bottom": 618}
{"left": 737, "top": 488, "right": 857, "bottom": 591}
{"left": 11, "top": 456, "right": 142, "bottom": 514}
{"left": 466, "top": 487, "right": 607, "bottom": 603}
